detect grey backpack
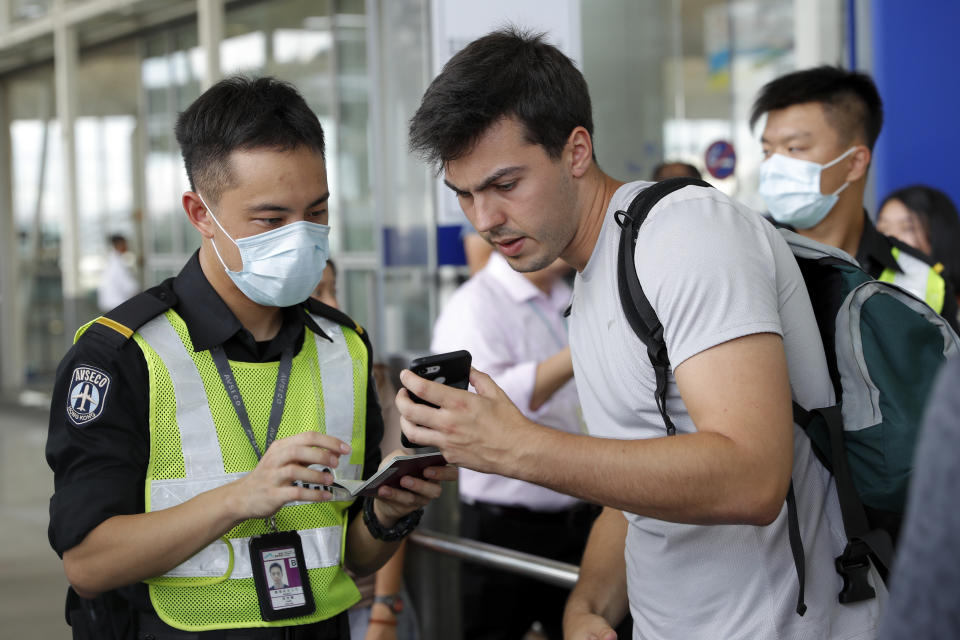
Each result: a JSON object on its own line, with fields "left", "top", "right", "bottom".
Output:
{"left": 615, "top": 177, "right": 960, "bottom": 614}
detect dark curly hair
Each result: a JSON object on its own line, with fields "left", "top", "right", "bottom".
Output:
{"left": 409, "top": 26, "right": 593, "bottom": 171}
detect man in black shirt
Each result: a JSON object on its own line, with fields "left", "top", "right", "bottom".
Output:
{"left": 46, "top": 76, "right": 455, "bottom": 639}
{"left": 751, "top": 66, "right": 957, "bottom": 330}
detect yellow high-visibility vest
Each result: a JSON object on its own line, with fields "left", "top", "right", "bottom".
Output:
{"left": 877, "top": 246, "right": 946, "bottom": 314}
{"left": 80, "top": 308, "right": 369, "bottom": 631}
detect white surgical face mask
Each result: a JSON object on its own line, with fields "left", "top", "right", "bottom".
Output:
{"left": 199, "top": 193, "right": 330, "bottom": 307}
{"left": 758, "top": 147, "right": 857, "bottom": 229}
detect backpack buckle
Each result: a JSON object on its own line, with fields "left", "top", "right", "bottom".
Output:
{"left": 835, "top": 543, "right": 876, "bottom": 604}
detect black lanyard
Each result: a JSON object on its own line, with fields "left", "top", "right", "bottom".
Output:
{"left": 210, "top": 344, "right": 294, "bottom": 460}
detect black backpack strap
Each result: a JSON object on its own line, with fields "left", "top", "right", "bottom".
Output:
{"left": 616, "top": 177, "right": 712, "bottom": 435}
{"left": 785, "top": 482, "right": 807, "bottom": 615}
{"left": 81, "top": 284, "right": 176, "bottom": 350}
{"left": 820, "top": 405, "right": 893, "bottom": 586}
{"left": 795, "top": 403, "right": 892, "bottom": 603}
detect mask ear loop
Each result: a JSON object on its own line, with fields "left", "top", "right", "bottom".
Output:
{"left": 822, "top": 147, "right": 859, "bottom": 197}
{"left": 822, "top": 146, "right": 859, "bottom": 170}
{"left": 831, "top": 182, "right": 851, "bottom": 198}
{"left": 197, "top": 192, "right": 242, "bottom": 273}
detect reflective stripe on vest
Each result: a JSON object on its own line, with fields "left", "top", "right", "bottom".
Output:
{"left": 137, "top": 313, "right": 358, "bottom": 580}
{"left": 309, "top": 313, "right": 362, "bottom": 483}
{"left": 877, "top": 246, "right": 946, "bottom": 313}
{"left": 161, "top": 525, "right": 342, "bottom": 579}
{"left": 138, "top": 317, "right": 226, "bottom": 478}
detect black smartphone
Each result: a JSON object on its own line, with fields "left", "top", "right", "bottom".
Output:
{"left": 401, "top": 350, "right": 472, "bottom": 448}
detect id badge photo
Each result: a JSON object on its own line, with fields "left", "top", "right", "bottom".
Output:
{"left": 248, "top": 530, "right": 316, "bottom": 621}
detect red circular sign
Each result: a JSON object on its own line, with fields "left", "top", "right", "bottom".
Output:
{"left": 705, "top": 140, "right": 736, "bottom": 179}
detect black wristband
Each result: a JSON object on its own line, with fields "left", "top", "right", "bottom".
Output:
{"left": 362, "top": 496, "right": 423, "bottom": 541}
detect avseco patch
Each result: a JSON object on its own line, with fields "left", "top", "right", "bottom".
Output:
{"left": 66, "top": 365, "right": 111, "bottom": 427}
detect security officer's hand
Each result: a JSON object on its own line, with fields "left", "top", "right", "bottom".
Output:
{"left": 229, "top": 431, "right": 350, "bottom": 520}
{"left": 368, "top": 448, "right": 458, "bottom": 527}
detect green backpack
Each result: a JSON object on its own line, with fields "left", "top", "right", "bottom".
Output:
{"left": 615, "top": 177, "right": 960, "bottom": 615}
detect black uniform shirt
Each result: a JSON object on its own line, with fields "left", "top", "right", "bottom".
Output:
{"left": 855, "top": 213, "right": 959, "bottom": 332}
{"left": 46, "top": 251, "right": 384, "bottom": 611}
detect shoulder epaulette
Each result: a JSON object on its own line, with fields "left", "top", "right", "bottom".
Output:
{"left": 302, "top": 298, "right": 365, "bottom": 337}
{"left": 82, "top": 284, "right": 176, "bottom": 350}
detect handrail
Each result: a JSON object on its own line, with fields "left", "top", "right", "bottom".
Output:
{"left": 409, "top": 529, "right": 579, "bottom": 589}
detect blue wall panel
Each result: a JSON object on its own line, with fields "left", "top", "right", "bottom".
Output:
{"left": 436, "top": 225, "right": 467, "bottom": 266}
{"left": 871, "top": 0, "right": 960, "bottom": 212}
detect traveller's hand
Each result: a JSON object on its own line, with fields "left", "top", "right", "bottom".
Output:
{"left": 370, "top": 448, "right": 457, "bottom": 527}
{"left": 396, "top": 366, "right": 533, "bottom": 475}
{"left": 228, "top": 431, "right": 350, "bottom": 520}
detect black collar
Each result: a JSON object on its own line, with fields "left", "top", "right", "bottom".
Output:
{"left": 171, "top": 252, "right": 327, "bottom": 362}
{"left": 855, "top": 212, "right": 901, "bottom": 277}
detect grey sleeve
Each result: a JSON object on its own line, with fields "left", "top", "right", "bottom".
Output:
{"left": 879, "top": 355, "right": 960, "bottom": 639}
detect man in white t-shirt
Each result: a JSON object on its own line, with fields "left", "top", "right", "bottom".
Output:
{"left": 398, "top": 27, "right": 884, "bottom": 639}
{"left": 432, "top": 253, "right": 601, "bottom": 639}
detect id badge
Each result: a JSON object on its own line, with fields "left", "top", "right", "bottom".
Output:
{"left": 248, "top": 530, "right": 316, "bottom": 621}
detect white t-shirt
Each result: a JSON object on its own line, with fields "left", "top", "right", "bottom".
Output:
{"left": 569, "top": 182, "right": 884, "bottom": 639}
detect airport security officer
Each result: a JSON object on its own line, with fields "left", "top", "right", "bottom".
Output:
{"left": 751, "top": 65, "right": 958, "bottom": 330}
{"left": 45, "top": 76, "right": 455, "bottom": 639}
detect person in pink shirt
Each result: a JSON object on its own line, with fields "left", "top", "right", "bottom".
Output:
{"left": 431, "top": 252, "right": 601, "bottom": 640}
